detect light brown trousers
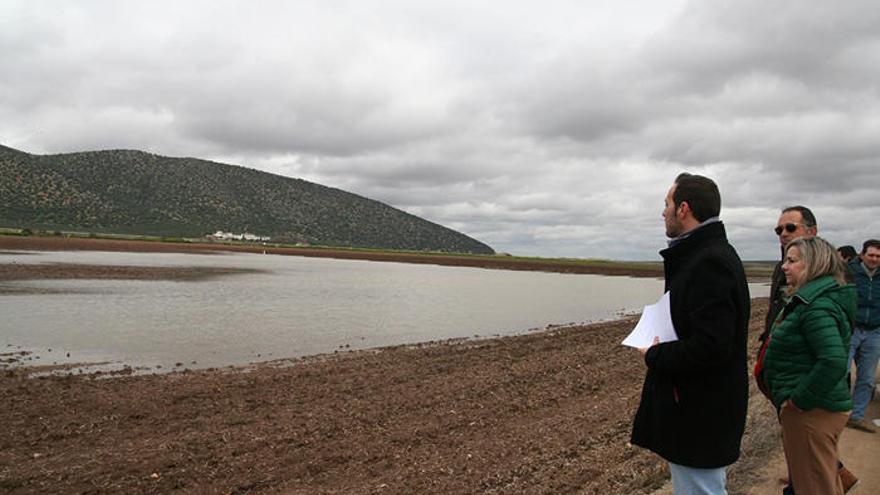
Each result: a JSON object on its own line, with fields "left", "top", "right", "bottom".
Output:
{"left": 779, "top": 401, "right": 849, "bottom": 495}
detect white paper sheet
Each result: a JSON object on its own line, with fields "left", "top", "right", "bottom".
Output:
{"left": 621, "top": 291, "right": 678, "bottom": 348}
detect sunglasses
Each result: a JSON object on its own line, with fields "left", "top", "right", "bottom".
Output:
{"left": 774, "top": 223, "right": 806, "bottom": 235}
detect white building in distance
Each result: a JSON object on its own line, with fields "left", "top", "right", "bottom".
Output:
{"left": 209, "top": 230, "right": 271, "bottom": 242}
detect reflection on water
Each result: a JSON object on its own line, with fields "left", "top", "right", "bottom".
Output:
{"left": 0, "top": 250, "right": 768, "bottom": 371}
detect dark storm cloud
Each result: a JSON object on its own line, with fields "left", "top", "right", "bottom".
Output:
{"left": 643, "top": 1, "right": 880, "bottom": 94}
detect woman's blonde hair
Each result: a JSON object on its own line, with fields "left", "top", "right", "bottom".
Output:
{"left": 784, "top": 236, "right": 848, "bottom": 294}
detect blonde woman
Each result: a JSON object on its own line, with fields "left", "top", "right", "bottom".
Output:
{"left": 761, "top": 236, "right": 856, "bottom": 494}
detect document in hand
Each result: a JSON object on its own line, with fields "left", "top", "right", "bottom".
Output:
{"left": 621, "top": 291, "right": 678, "bottom": 348}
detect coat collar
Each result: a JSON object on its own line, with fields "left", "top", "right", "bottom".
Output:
{"left": 848, "top": 258, "right": 877, "bottom": 278}
{"left": 793, "top": 275, "right": 839, "bottom": 304}
{"left": 660, "top": 220, "right": 727, "bottom": 260}
{"left": 666, "top": 216, "right": 721, "bottom": 248}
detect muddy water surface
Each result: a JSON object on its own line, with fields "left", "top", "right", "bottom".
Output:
{"left": 1, "top": 249, "right": 767, "bottom": 371}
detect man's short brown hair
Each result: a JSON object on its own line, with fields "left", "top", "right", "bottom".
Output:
{"left": 673, "top": 173, "right": 721, "bottom": 222}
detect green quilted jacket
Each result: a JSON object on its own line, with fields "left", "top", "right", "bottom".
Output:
{"left": 763, "top": 275, "right": 856, "bottom": 411}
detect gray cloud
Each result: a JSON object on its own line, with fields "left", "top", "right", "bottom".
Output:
{"left": 2, "top": 0, "right": 878, "bottom": 259}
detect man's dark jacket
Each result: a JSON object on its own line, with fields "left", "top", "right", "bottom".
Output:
{"left": 848, "top": 258, "right": 880, "bottom": 329}
{"left": 630, "top": 221, "right": 750, "bottom": 468}
{"left": 761, "top": 259, "right": 786, "bottom": 341}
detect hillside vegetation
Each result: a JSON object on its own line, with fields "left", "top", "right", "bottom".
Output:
{"left": 0, "top": 144, "right": 493, "bottom": 254}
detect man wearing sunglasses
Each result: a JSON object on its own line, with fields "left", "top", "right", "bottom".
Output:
{"left": 760, "top": 206, "right": 817, "bottom": 343}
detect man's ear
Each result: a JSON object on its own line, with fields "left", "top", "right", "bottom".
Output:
{"left": 678, "top": 201, "right": 689, "bottom": 218}
{"left": 807, "top": 226, "right": 817, "bottom": 236}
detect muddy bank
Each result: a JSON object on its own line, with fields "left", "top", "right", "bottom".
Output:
{"left": 0, "top": 300, "right": 776, "bottom": 494}
{"left": 0, "top": 235, "right": 666, "bottom": 278}
{"left": 0, "top": 262, "right": 264, "bottom": 295}
{"left": 0, "top": 263, "right": 264, "bottom": 282}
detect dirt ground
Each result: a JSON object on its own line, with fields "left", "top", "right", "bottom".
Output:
{"left": 1, "top": 299, "right": 780, "bottom": 495}
{"left": 743, "top": 382, "right": 880, "bottom": 495}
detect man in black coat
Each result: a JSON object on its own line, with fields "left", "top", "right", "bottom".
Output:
{"left": 631, "top": 173, "right": 750, "bottom": 494}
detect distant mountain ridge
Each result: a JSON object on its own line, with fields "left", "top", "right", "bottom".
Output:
{"left": 0, "top": 144, "right": 494, "bottom": 254}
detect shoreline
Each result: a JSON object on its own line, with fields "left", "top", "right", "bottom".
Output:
{"left": 0, "top": 234, "right": 669, "bottom": 278}
{"left": 0, "top": 234, "right": 775, "bottom": 283}
{"left": 0, "top": 299, "right": 779, "bottom": 494}
{"left": 0, "top": 243, "right": 666, "bottom": 374}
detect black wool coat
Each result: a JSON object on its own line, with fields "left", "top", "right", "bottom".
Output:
{"left": 630, "top": 221, "right": 750, "bottom": 468}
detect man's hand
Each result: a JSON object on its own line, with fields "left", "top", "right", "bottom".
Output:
{"left": 638, "top": 336, "right": 661, "bottom": 358}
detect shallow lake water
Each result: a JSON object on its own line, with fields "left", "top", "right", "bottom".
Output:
{"left": 0, "top": 250, "right": 768, "bottom": 371}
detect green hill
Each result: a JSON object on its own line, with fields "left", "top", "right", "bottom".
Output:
{"left": 0, "top": 144, "right": 494, "bottom": 254}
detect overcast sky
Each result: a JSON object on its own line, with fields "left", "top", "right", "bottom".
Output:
{"left": 2, "top": 0, "right": 878, "bottom": 260}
